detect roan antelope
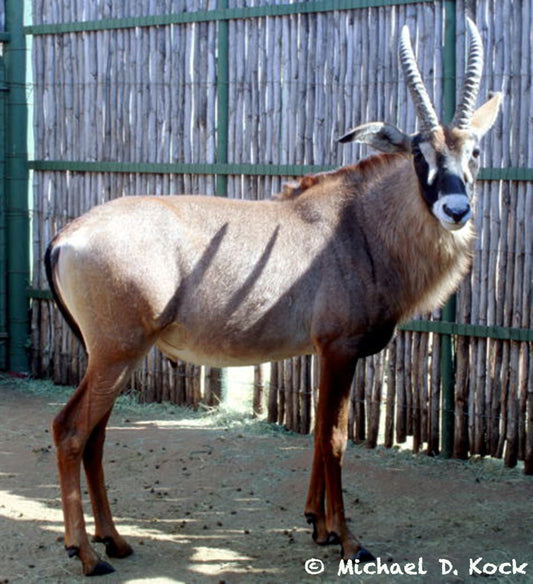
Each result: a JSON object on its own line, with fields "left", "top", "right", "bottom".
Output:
{"left": 45, "top": 19, "right": 501, "bottom": 576}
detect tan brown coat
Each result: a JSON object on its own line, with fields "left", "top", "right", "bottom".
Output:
{"left": 45, "top": 19, "right": 501, "bottom": 575}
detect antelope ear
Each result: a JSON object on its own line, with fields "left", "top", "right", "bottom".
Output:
{"left": 470, "top": 92, "right": 502, "bottom": 138}
{"left": 338, "top": 122, "right": 411, "bottom": 153}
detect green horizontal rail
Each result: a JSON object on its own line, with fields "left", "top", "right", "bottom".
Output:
{"left": 25, "top": 0, "right": 432, "bottom": 35}
{"left": 28, "top": 288, "right": 53, "bottom": 300}
{"left": 29, "top": 160, "right": 334, "bottom": 176}
{"left": 29, "top": 160, "right": 533, "bottom": 182}
{"left": 26, "top": 286, "right": 533, "bottom": 342}
{"left": 478, "top": 167, "right": 533, "bottom": 181}
{"left": 399, "top": 320, "right": 533, "bottom": 343}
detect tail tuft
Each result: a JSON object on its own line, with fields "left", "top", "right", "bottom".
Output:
{"left": 45, "top": 240, "right": 86, "bottom": 351}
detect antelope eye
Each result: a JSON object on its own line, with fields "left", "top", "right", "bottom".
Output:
{"left": 472, "top": 148, "right": 481, "bottom": 158}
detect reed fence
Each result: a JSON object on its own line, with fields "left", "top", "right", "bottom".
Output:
{"left": 26, "top": 0, "right": 532, "bottom": 472}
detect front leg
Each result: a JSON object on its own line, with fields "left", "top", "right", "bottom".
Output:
{"left": 304, "top": 439, "right": 330, "bottom": 544}
{"left": 305, "top": 342, "right": 375, "bottom": 561}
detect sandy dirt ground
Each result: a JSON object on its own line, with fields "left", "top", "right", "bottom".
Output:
{"left": 0, "top": 375, "right": 532, "bottom": 584}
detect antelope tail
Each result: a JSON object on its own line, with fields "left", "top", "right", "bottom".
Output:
{"left": 45, "top": 241, "right": 86, "bottom": 351}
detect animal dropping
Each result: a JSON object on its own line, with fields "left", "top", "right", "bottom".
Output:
{"left": 46, "top": 18, "right": 500, "bottom": 576}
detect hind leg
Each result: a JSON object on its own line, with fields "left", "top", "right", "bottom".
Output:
{"left": 53, "top": 354, "right": 138, "bottom": 576}
{"left": 83, "top": 410, "right": 133, "bottom": 560}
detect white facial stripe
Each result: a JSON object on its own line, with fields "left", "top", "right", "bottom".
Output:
{"left": 461, "top": 138, "right": 477, "bottom": 184}
{"left": 419, "top": 142, "right": 438, "bottom": 184}
{"left": 462, "top": 149, "right": 475, "bottom": 184}
{"left": 463, "top": 165, "right": 474, "bottom": 184}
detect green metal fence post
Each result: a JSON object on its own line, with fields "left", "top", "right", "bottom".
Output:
{"left": 0, "top": 53, "right": 8, "bottom": 368}
{"left": 4, "top": 0, "right": 29, "bottom": 372}
{"left": 215, "top": 0, "right": 229, "bottom": 399}
{"left": 440, "top": 0, "right": 457, "bottom": 458}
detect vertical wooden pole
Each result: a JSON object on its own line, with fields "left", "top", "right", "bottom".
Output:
{"left": 253, "top": 364, "right": 264, "bottom": 417}
{"left": 267, "top": 362, "right": 279, "bottom": 424}
{"left": 213, "top": 0, "right": 229, "bottom": 404}
{"left": 440, "top": 0, "right": 457, "bottom": 458}
{"left": 5, "top": 0, "right": 29, "bottom": 373}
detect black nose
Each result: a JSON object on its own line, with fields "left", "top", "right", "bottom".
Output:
{"left": 443, "top": 202, "right": 470, "bottom": 223}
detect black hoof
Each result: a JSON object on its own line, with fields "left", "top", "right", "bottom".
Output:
{"left": 356, "top": 547, "right": 376, "bottom": 563}
{"left": 314, "top": 531, "right": 340, "bottom": 546}
{"left": 326, "top": 532, "right": 341, "bottom": 546}
{"left": 94, "top": 536, "right": 133, "bottom": 559}
{"left": 305, "top": 512, "right": 316, "bottom": 526}
{"left": 310, "top": 526, "right": 319, "bottom": 542}
{"left": 86, "top": 559, "right": 116, "bottom": 577}
{"left": 305, "top": 513, "right": 320, "bottom": 542}
{"left": 311, "top": 525, "right": 319, "bottom": 541}
{"left": 65, "top": 546, "right": 79, "bottom": 558}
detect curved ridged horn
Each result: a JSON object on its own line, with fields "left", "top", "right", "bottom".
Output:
{"left": 399, "top": 25, "right": 440, "bottom": 133}
{"left": 452, "top": 18, "right": 484, "bottom": 129}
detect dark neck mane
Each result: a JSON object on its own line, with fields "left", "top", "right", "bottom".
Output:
{"left": 273, "top": 153, "right": 409, "bottom": 201}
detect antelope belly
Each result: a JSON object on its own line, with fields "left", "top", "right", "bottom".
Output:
{"left": 156, "top": 323, "right": 311, "bottom": 368}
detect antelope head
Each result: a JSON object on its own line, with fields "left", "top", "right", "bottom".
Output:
{"left": 340, "top": 18, "right": 502, "bottom": 231}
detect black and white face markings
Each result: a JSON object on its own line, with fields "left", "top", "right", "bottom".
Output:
{"left": 411, "top": 132, "right": 481, "bottom": 232}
